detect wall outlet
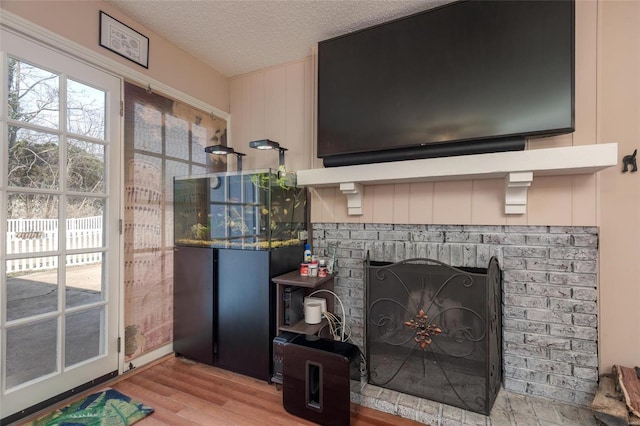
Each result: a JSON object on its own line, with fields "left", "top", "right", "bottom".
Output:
{"left": 298, "top": 230, "right": 308, "bottom": 240}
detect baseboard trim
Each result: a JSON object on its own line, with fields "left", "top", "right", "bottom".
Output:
{"left": 123, "top": 343, "right": 174, "bottom": 373}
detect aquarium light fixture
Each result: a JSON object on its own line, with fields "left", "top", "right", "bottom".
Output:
{"left": 205, "top": 144, "right": 246, "bottom": 171}
{"left": 249, "top": 139, "right": 287, "bottom": 167}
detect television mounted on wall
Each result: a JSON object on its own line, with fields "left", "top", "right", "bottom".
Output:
{"left": 317, "top": 0, "right": 575, "bottom": 167}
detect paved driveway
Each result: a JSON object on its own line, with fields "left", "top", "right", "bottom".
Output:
{"left": 5, "top": 264, "right": 104, "bottom": 388}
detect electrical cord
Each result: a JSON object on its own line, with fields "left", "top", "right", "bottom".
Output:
{"left": 323, "top": 311, "right": 353, "bottom": 342}
{"left": 308, "top": 288, "right": 368, "bottom": 378}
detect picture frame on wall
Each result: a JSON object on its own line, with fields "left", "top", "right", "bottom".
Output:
{"left": 99, "top": 11, "right": 149, "bottom": 68}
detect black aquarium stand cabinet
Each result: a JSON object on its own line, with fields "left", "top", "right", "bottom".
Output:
{"left": 173, "top": 245, "right": 216, "bottom": 366}
{"left": 173, "top": 244, "right": 301, "bottom": 381}
{"left": 216, "top": 245, "right": 301, "bottom": 381}
{"left": 173, "top": 169, "right": 308, "bottom": 381}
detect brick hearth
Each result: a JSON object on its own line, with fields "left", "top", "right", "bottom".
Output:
{"left": 312, "top": 223, "right": 599, "bottom": 409}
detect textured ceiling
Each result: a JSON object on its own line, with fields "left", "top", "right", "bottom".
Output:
{"left": 106, "top": 0, "right": 450, "bottom": 77}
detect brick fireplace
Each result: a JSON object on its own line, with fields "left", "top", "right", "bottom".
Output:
{"left": 312, "top": 222, "right": 599, "bottom": 413}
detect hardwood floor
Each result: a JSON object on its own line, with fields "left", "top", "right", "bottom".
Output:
{"left": 22, "top": 355, "right": 424, "bottom": 426}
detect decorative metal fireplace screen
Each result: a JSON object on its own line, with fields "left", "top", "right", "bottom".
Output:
{"left": 365, "top": 257, "right": 502, "bottom": 415}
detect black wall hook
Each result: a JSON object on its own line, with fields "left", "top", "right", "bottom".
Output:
{"left": 622, "top": 149, "right": 637, "bottom": 172}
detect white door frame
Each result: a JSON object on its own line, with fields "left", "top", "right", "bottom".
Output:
{"left": 0, "top": 28, "right": 122, "bottom": 419}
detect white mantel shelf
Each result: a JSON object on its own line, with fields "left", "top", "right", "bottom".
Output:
{"left": 297, "top": 143, "right": 618, "bottom": 215}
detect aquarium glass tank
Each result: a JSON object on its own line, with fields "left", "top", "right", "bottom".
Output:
{"left": 174, "top": 169, "right": 307, "bottom": 250}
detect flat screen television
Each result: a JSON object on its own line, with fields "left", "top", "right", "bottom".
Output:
{"left": 317, "top": 0, "right": 575, "bottom": 167}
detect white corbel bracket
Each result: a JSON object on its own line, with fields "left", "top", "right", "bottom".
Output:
{"left": 339, "top": 182, "right": 364, "bottom": 215}
{"left": 505, "top": 172, "right": 533, "bottom": 215}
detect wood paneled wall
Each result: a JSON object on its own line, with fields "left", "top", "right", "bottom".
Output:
{"left": 229, "top": 58, "right": 314, "bottom": 172}
{"left": 309, "top": 173, "right": 598, "bottom": 226}
{"left": 229, "top": 1, "right": 600, "bottom": 227}
{"left": 597, "top": 0, "right": 640, "bottom": 372}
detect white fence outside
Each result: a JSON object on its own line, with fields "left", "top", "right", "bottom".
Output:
{"left": 6, "top": 216, "right": 103, "bottom": 274}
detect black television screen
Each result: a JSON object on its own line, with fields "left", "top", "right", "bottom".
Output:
{"left": 317, "top": 0, "right": 575, "bottom": 167}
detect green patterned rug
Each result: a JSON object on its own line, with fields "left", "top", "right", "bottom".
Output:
{"left": 28, "top": 388, "right": 154, "bottom": 426}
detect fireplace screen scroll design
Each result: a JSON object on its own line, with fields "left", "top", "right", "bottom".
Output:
{"left": 365, "top": 257, "right": 502, "bottom": 415}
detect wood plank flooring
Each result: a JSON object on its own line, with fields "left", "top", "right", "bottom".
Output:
{"left": 22, "top": 355, "right": 424, "bottom": 426}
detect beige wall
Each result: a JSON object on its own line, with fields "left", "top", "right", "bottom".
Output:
{"left": 598, "top": 0, "right": 640, "bottom": 372}
{"left": 0, "top": 0, "right": 229, "bottom": 112}
{"left": 229, "top": 0, "right": 640, "bottom": 371}
{"left": 229, "top": 58, "right": 314, "bottom": 172}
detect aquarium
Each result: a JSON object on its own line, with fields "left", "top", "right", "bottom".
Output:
{"left": 174, "top": 169, "right": 307, "bottom": 250}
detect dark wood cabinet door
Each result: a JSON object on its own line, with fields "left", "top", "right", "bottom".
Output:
{"left": 173, "top": 246, "right": 215, "bottom": 365}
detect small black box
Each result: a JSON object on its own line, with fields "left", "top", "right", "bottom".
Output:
{"left": 271, "top": 331, "right": 299, "bottom": 384}
{"left": 283, "top": 286, "right": 304, "bottom": 326}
